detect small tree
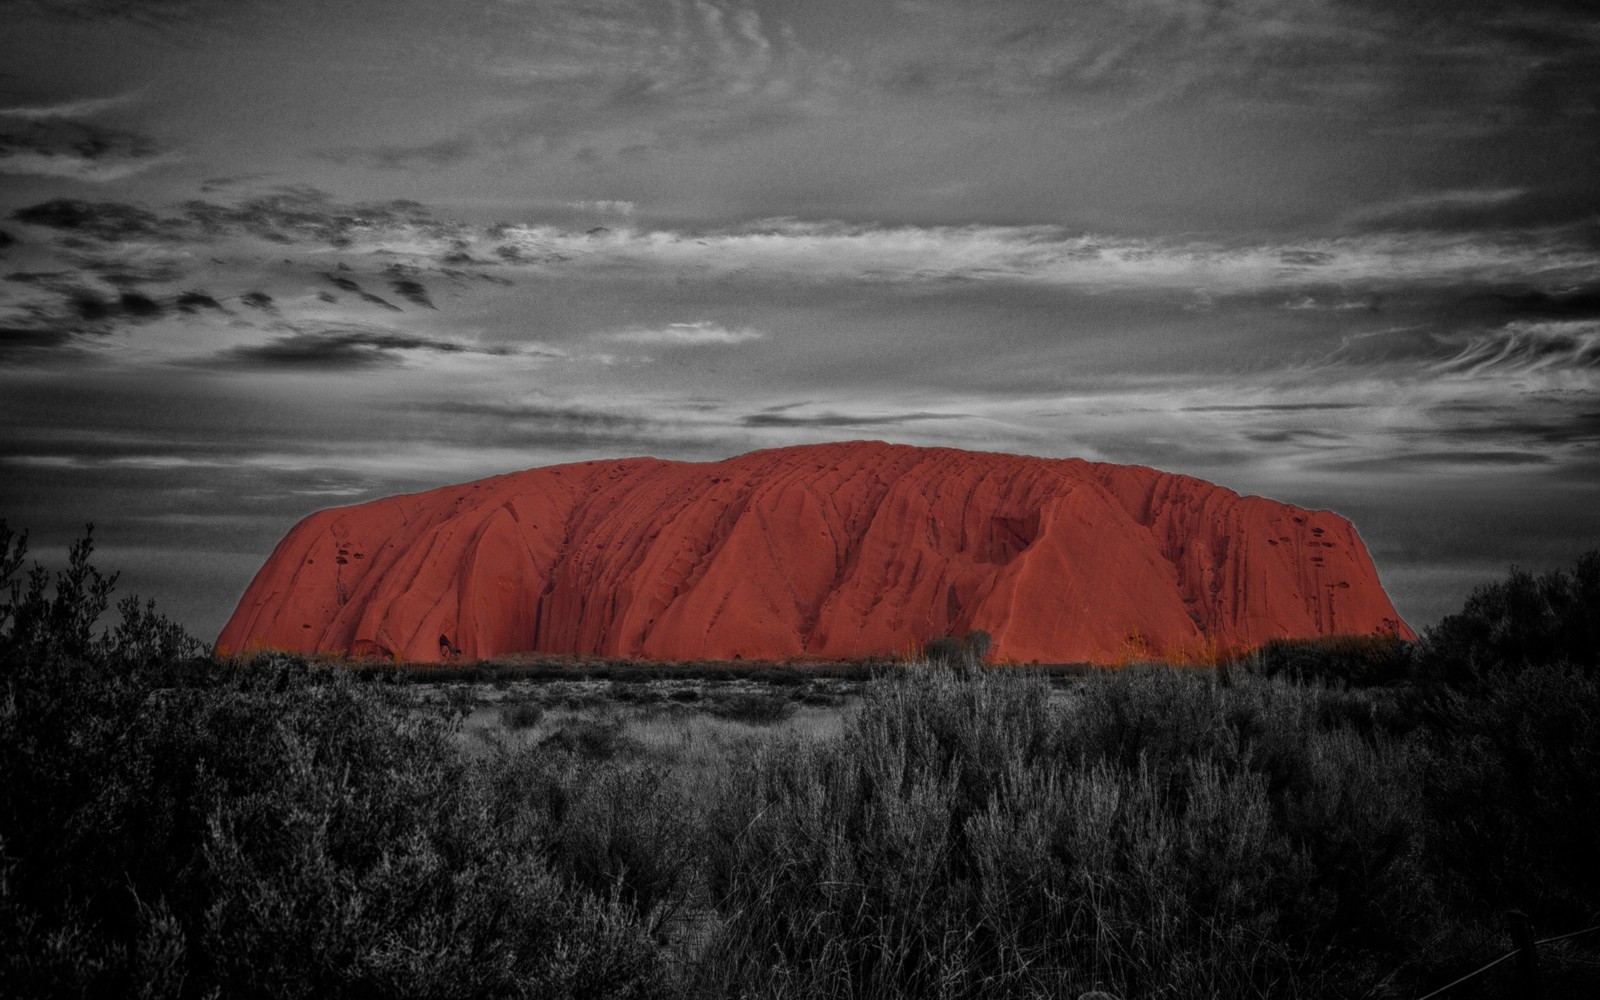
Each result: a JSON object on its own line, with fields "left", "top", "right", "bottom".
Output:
{"left": 964, "top": 629, "right": 992, "bottom": 663}
{"left": 922, "top": 630, "right": 992, "bottom": 669}
{"left": 0, "top": 521, "right": 117, "bottom": 661}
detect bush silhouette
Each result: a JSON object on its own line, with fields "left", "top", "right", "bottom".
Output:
{"left": 1420, "top": 550, "right": 1599, "bottom": 680}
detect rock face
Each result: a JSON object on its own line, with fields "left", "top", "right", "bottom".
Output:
{"left": 217, "top": 442, "right": 1413, "bottom": 664}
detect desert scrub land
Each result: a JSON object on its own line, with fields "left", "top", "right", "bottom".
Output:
{"left": 2, "top": 522, "right": 1597, "bottom": 999}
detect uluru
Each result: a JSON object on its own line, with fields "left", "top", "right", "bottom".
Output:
{"left": 217, "top": 441, "right": 1413, "bottom": 664}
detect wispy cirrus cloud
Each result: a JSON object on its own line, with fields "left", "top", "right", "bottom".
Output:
{"left": 877, "top": 0, "right": 1600, "bottom": 134}
{"left": 481, "top": 218, "right": 1600, "bottom": 293}
{"left": 16, "top": 191, "right": 1599, "bottom": 300}
{"left": 325, "top": 0, "right": 846, "bottom": 170}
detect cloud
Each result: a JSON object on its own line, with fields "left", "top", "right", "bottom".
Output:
{"left": 183, "top": 187, "right": 457, "bottom": 247}
{"left": 329, "top": 0, "right": 846, "bottom": 170}
{"left": 18, "top": 191, "right": 1597, "bottom": 308}
{"left": 868, "top": 0, "right": 1600, "bottom": 149}
{"left": 0, "top": 92, "right": 170, "bottom": 182}
{"left": 1488, "top": 288, "right": 1600, "bottom": 321}
{"left": 1179, "top": 403, "right": 1367, "bottom": 414}
{"left": 206, "top": 325, "right": 524, "bottom": 371}
{"left": 740, "top": 408, "right": 963, "bottom": 428}
{"left": 6, "top": 0, "right": 237, "bottom": 26}
{"left": 430, "top": 400, "right": 646, "bottom": 432}
{"left": 1347, "top": 188, "right": 1528, "bottom": 227}
{"left": 567, "top": 200, "right": 636, "bottom": 216}
{"left": 0, "top": 134, "right": 172, "bottom": 182}
{"left": 484, "top": 0, "right": 820, "bottom": 100}
{"left": 1428, "top": 321, "right": 1600, "bottom": 380}
{"left": 608, "top": 321, "right": 763, "bottom": 345}
{"left": 316, "top": 136, "right": 480, "bottom": 171}
{"left": 9, "top": 199, "right": 171, "bottom": 240}
{"left": 407, "top": 397, "right": 744, "bottom": 456}
{"left": 198, "top": 172, "right": 272, "bottom": 192}
{"left": 316, "top": 270, "right": 405, "bottom": 311}
{"left": 175, "top": 290, "right": 225, "bottom": 313}
{"left": 0, "top": 324, "right": 80, "bottom": 358}
{"left": 484, "top": 219, "right": 1600, "bottom": 294}
{"left": 389, "top": 279, "right": 434, "bottom": 309}
{"left": 0, "top": 91, "right": 143, "bottom": 120}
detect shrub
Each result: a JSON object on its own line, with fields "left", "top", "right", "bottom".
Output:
{"left": 698, "top": 667, "right": 1442, "bottom": 999}
{"left": 501, "top": 701, "right": 544, "bottom": 730}
{"left": 1246, "top": 633, "right": 1413, "bottom": 688}
{"left": 1419, "top": 661, "right": 1600, "bottom": 925}
{"left": 709, "top": 690, "right": 797, "bottom": 725}
{"left": 478, "top": 747, "right": 701, "bottom": 935}
{"left": 920, "top": 629, "right": 992, "bottom": 669}
{"left": 1, "top": 521, "right": 116, "bottom": 662}
{"left": 540, "top": 716, "right": 627, "bottom": 759}
{"left": 0, "top": 525, "right": 673, "bottom": 999}
{"left": 1419, "top": 550, "right": 1599, "bottom": 680}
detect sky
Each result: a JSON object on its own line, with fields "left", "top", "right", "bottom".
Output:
{"left": 2, "top": 0, "right": 1597, "bottom": 642}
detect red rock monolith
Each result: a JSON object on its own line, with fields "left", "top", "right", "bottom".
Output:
{"left": 217, "top": 441, "right": 1413, "bottom": 663}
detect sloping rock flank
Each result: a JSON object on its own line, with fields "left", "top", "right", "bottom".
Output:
{"left": 217, "top": 442, "right": 1413, "bottom": 663}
